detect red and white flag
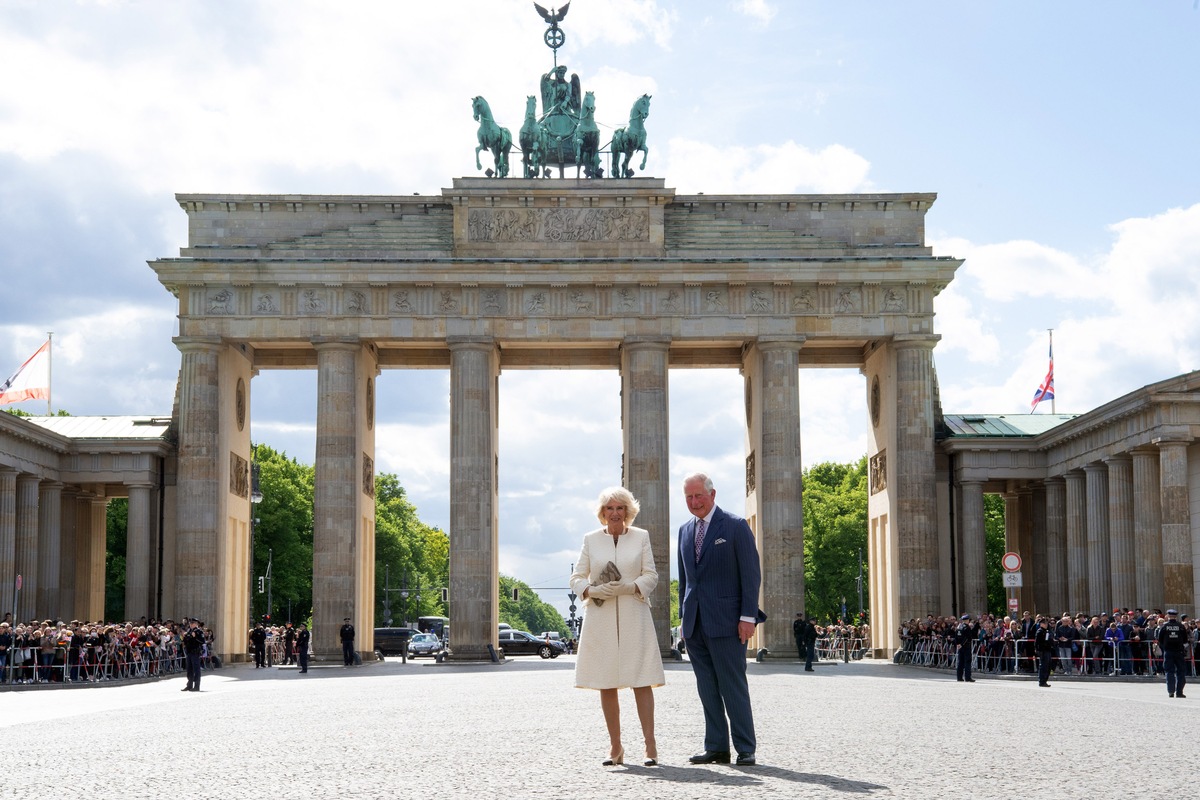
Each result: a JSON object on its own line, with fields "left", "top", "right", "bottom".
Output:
{"left": 0, "top": 340, "right": 51, "bottom": 405}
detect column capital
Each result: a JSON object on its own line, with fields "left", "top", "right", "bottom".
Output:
{"left": 173, "top": 336, "right": 222, "bottom": 353}
{"left": 753, "top": 335, "right": 807, "bottom": 352}
{"left": 1151, "top": 433, "right": 1194, "bottom": 447}
{"left": 1044, "top": 475, "right": 1066, "bottom": 486}
{"left": 1103, "top": 453, "right": 1133, "bottom": 466}
{"left": 1082, "top": 461, "right": 1108, "bottom": 474}
{"left": 891, "top": 333, "right": 941, "bottom": 351}
{"left": 312, "top": 337, "right": 362, "bottom": 352}
{"left": 446, "top": 336, "right": 496, "bottom": 351}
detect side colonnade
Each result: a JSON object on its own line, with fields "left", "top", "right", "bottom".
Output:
{"left": 945, "top": 375, "right": 1200, "bottom": 621}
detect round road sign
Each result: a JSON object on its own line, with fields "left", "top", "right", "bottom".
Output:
{"left": 1001, "top": 552, "right": 1022, "bottom": 572}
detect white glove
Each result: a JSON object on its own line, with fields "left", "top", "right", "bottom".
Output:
{"left": 613, "top": 581, "right": 639, "bottom": 596}
{"left": 588, "top": 582, "right": 617, "bottom": 600}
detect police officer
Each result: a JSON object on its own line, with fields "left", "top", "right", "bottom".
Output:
{"left": 296, "top": 623, "right": 310, "bottom": 674}
{"left": 793, "top": 613, "right": 806, "bottom": 661}
{"left": 1034, "top": 617, "right": 1054, "bottom": 687}
{"left": 250, "top": 623, "right": 267, "bottom": 668}
{"left": 1157, "top": 609, "right": 1187, "bottom": 698}
{"left": 182, "top": 618, "right": 205, "bottom": 692}
{"left": 340, "top": 617, "right": 356, "bottom": 666}
{"left": 955, "top": 614, "right": 978, "bottom": 682}
{"left": 283, "top": 622, "right": 297, "bottom": 665}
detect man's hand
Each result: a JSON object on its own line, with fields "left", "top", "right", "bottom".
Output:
{"left": 738, "top": 620, "right": 755, "bottom": 643}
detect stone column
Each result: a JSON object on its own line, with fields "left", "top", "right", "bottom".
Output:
{"left": 313, "top": 341, "right": 362, "bottom": 657}
{"left": 892, "top": 336, "right": 940, "bottom": 619}
{"left": 447, "top": 337, "right": 499, "bottom": 661}
{"left": 1018, "top": 487, "right": 1035, "bottom": 612}
{"left": 58, "top": 488, "right": 78, "bottom": 619}
{"left": 1156, "top": 437, "right": 1194, "bottom": 616}
{"left": 1104, "top": 455, "right": 1135, "bottom": 611}
{"left": 75, "top": 496, "right": 107, "bottom": 621}
{"left": 1064, "top": 470, "right": 1088, "bottom": 614}
{"left": 744, "top": 337, "right": 805, "bottom": 658}
{"left": 1045, "top": 478, "right": 1067, "bottom": 615}
{"left": 36, "top": 481, "right": 63, "bottom": 620}
{"left": 1030, "top": 483, "right": 1049, "bottom": 614}
{"left": 15, "top": 474, "right": 39, "bottom": 618}
{"left": 125, "top": 483, "right": 154, "bottom": 621}
{"left": 959, "top": 481, "right": 986, "bottom": 615}
{"left": 620, "top": 337, "right": 671, "bottom": 655}
{"left": 0, "top": 468, "right": 17, "bottom": 619}
{"left": 1084, "top": 462, "right": 1111, "bottom": 614}
{"left": 1130, "top": 447, "right": 1163, "bottom": 611}
{"left": 173, "top": 338, "right": 221, "bottom": 623}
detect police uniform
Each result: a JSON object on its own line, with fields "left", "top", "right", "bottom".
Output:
{"left": 296, "top": 625, "right": 310, "bottom": 673}
{"left": 340, "top": 619, "right": 356, "bottom": 666}
{"left": 955, "top": 615, "right": 977, "bottom": 682}
{"left": 250, "top": 625, "right": 267, "bottom": 668}
{"left": 1034, "top": 620, "right": 1054, "bottom": 686}
{"left": 1157, "top": 611, "right": 1187, "bottom": 698}
{"left": 182, "top": 621, "right": 205, "bottom": 691}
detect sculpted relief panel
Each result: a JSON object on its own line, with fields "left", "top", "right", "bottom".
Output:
{"left": 467, "top": 207, "right": 649, "bottom": 242}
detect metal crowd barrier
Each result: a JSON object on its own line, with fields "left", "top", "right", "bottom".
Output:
{"left": 1, "top": 641, "right": 183, "bottom": 687}
{"left": 894, "top": 635, "right": 1198, "bottom": 677}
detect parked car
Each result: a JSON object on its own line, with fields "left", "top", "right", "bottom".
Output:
{"left": 499, "top": 629, "right": 566, "bottom": 659}
{"left": 374, "top": 627, "right": 419, "bottom": 657}
{"left": 407, "top": 632, "right": 443, "bottom": 658}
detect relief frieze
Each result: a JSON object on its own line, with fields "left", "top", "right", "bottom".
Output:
{"left": 468, "top": 207, "right": 649, "bottom": 242}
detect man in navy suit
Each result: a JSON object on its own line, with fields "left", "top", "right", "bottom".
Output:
{"left": 678, "top": 472, "right": 762, "bottom": 766}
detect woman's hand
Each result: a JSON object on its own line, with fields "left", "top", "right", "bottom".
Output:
{"left": 612, "top": 581, "right": 639, "bottom": 596}
{"left": 588, "top": 582, "right": 617, "bottom": 600}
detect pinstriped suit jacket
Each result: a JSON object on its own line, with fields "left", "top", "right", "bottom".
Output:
{"left": 677, "top": 506, "right": 761, "bottom": 640}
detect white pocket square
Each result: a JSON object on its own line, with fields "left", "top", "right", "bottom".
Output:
{"left": 714, "top": 538, "right": 727, "bottom": 545}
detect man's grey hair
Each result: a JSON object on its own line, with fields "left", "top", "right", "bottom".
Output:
{"left": 683, "top": 472, "right": 714, "bottom": 493}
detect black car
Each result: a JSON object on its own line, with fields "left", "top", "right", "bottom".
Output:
{"left": 374, "top": 627, "right": 419, "bottom": 657}
{"left": 499, "top": 629, "right": 566, "bottom": 659}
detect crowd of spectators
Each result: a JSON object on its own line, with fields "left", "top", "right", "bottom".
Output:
{"left": 0, "top": 615, "right": 217, "bottom": 686}
{"left": 897, "top": 608, "right": 1200, "bottom": 676}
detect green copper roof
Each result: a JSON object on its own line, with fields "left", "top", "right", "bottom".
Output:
{"left": 942, "top": 413, "right": 1078, "bottom": 438}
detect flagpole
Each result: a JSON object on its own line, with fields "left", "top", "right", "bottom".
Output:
{"left": 1048, "top": 329, "right": 1054, "bottom": 414}
{"left": 47, "top": 331, "right": 53, "bottom": 416}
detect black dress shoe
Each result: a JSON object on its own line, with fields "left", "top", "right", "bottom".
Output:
{"left": 965, "top": 678, "right": 976, "bottom": 683}
{"left": 736, "top": 753, "right": 756, "bottom": 766}
{"left": 1177, "top": 692, "right": 1186, "bottom": 698}
{"left": 689, "top": 750, "right": 731, "bottom": 764}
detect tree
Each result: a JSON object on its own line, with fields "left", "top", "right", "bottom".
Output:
{"left": 983, "top": 493, "right": 1006, "bottom": 616}
{"left": 105, "top": 498, "right": 128, "bottom": 621}
{"left": 251, "top": 443, "right": 315, "bottom": 624}
{"left": 374, "top": 472, "right": 448, "bottom": 623}
{"left": 802, "top": 457, "right": 869, "bottom": 624}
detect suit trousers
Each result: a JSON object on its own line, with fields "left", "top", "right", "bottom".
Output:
{"left": 685, "top": 611, "right": 756, "bottom": 755}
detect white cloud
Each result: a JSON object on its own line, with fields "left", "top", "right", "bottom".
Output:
{"left": 662, "top": 138, "right": 872, "bottom": 194}
{"left": 732, "top": 0, "right": 777, "bottom": 25}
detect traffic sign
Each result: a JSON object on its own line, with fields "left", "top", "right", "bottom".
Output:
{"left": 1001, "top": 552, "right": 1022, "bottom": 572}
{"left": 1002, "top": 572, "right": 1023, "bottom": 588}
{"left": 1008, "top": 597, "right": 1019, "bottom": 611}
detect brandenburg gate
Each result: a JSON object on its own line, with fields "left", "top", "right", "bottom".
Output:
{"left": 149, "top": 178, "right": 960, "bottom": 661}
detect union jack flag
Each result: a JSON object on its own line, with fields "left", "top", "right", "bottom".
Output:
{"left": 1031, "top": 342, "right": 1054, "bottom": 411}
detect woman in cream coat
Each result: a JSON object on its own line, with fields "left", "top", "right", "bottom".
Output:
{"left": 570, "top": 486, "right": 665, "bottom": 767}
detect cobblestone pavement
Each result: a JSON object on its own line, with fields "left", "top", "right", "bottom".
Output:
{"left": 2, "top": 655, "right": 1192, "bottom": 799}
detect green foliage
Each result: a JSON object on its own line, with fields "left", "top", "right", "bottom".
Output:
{"left": 498, "top": 575, "right": 568, "bottom": 636}
{"left": 669, "top": 578, "right": 680, "bottom": 629}
{"left": 105, "top": 498, "right": 128, "bottom": 621}
{"left": 251, "top": 443, "right": 315, "bottom": 624}
{"left": 374, "top": 472, "right": 449, "bottom": 623}
{"left": 802, "top": 457, "right": 869, "bottom": 624}
{"left": 1, "top": 408, "right": 70, "bottom": 417}
{"left": 983, "top": 494, "right": 1006, "bottom": 615}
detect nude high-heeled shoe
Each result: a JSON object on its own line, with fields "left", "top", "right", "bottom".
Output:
{"left": 602, "top": 746, "right": 624, "bottom": 766}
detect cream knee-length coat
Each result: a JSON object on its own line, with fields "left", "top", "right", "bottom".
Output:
{"left": 570, "top": 526, "right": 665, "bottom": 690}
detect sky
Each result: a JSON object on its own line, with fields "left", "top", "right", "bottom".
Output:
{"left": 2, "top": 1, "right": 1199, "bottom": 624}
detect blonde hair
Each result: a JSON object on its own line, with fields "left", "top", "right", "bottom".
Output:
{"left": 595, "top": 486, "right": 641, "bottom": 525}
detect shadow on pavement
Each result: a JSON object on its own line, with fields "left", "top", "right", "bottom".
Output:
{"left": 634, "top": 762, "right": 888, "bottom": 793}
